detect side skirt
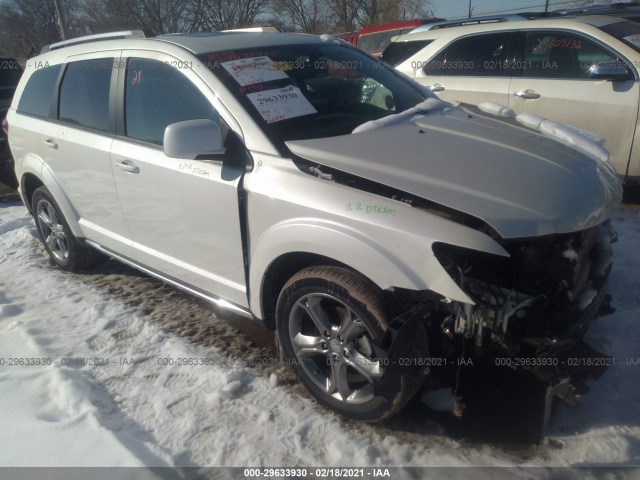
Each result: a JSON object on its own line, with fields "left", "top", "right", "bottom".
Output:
{"left": 84, "top": 239, "right": 256, "bottom": 321}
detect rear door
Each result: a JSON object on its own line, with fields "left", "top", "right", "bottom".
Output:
{"left": 38, "top": 53, "right": 133, "bottom": 254}
{"left": 110, "top": 53, "right": 248, "bottom": 307}
{"left": 417, "top": 31, "right": 515, "bottom": 105}
{"left": 508, "top": 30, "right": 639, "bottom": 177}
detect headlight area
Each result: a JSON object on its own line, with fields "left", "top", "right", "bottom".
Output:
{"left": 431, "top": 220, "right": 616, "bottom": 359}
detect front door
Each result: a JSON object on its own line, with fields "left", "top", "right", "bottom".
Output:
{"left": 111, "top": 55, "right": 248, "bottom": 307}
{"left": 509, "top": 30, "right": 640, "bottom": 177}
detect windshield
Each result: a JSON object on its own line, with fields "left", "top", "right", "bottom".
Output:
{"left": 599, "top": 20, "right": 640, "bottom": 54}
{"left": 200, "top": 43, "right": 425, "bottom": 149}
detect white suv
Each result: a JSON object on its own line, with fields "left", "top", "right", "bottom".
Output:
{"left": 386, "top": 15, "right": 640, "bottom": 187}
{"left": 6, "top": 30, "right": 621, "bottom": 421}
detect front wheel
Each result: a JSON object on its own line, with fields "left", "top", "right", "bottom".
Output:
{"left": 276, "top": 266, "right": 424, "bottom": 422}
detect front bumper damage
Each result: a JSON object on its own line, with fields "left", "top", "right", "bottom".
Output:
{"left": 433, "top": 220, "right": 616, "bottom": 357}
{"left": 375, "top": 220, "right": 617, "bottom": 432}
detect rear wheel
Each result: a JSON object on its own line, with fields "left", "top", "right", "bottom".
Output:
{"left": 276, "top": 266, "right": 424, "bottom": 422}
{"left": 32, "top": 186, "right": 98, "bottom": 271}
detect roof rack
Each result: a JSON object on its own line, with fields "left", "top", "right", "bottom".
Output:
{"left": 554, "top": 5, "right": 614, "bottom": 15}
{"left": 409, "top": 12, "right": 562, "bottom": 33}
{"left": 555, "top": 3, "right": 640, "bottom": 14}
{"left": 40, "top": 29, "right": 153, "bottom": 54}
{"left": 221, "top": 26, "right": 280, "bottom": 32}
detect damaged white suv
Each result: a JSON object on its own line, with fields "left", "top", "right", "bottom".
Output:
{"left": 7, "top": 30, "right": 621, "bottom": 422}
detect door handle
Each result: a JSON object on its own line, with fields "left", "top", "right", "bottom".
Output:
{"left": 430, "top": 83, "right": 445, "bottom": 93}
{"left": 115, "top": 160, "right": 140, "bottom": 174}
{"left": 43, "top": 139, "right": 58, "bottom": 150}
{"left": 514, "top": 90, "right": 541, "bottom": 99}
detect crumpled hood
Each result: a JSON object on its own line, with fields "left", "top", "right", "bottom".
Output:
{"left": 286, "top": 105, "right": 622, "bottom": 239}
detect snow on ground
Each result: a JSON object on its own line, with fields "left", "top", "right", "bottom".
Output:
{"left": 1, "top": 198, "right": 639, "bottom": 478}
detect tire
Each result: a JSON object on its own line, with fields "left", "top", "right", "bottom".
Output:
{"left": 276, "top": 266, "right": 424, "bottom": 422}
{"left": 32, "top": 186, "right": 97, "bottom": 271}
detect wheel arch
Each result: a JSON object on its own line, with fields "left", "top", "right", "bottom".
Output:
{"left": 249, "top": 222, "right": 438, "bottom": 328}
{"left": 28, "top": 165, "right": 84, "bottom": 238}
{"left": 20, "top": 172, "right": 43, "bottom": 215}
{"left": 258, "top": 252, "right": 376, "bottom": 330}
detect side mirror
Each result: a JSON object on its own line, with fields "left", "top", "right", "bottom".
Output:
{"left": 588, "top": 62, "right": 632, "bottom": 81}
{"left": 163, "top": 119, "right": 226, "bottom": 159}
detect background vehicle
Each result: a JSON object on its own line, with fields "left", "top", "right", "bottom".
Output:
{"left": 0, "top": 57, "right": 22, "bottom": 188}
{"left": 6, "top": 30, "right": 620, "bottom": 422}
{"left": 387, "top": 15, "right": 640, "bottom": 187}
{"left": 555, "top": 2, "right": 640, "bottom": 22}
{"left": 339, "top": 19, "right": 443, "bottom": 57}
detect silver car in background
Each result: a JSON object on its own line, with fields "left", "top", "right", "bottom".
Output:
{"left": 386, "top": 15, "right": 640, "bottom": 188}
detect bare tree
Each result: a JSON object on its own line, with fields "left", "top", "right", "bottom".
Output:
{"left": 0, "top": 0, "right": 438, "bottom": 58}
{"left": 0, "top": 0, "right": 79, "bottom": 57}
{"left": 325, "top": 0, "right": 435, "bottom": 34}
{"left": 272, "top": 0, "right": 329, "bottom": 33}
{"left": 468, "top": 0, "right": 474, "bottom": 18}
{"left": 107, "top": 0, "right": 193, "bottom": 33}
{"left": 187, "top": 0, "right": 273, "bottom": 31}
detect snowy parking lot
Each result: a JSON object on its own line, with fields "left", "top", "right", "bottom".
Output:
{"left": 1, "top": 196, "right": 639, "bottom": 478}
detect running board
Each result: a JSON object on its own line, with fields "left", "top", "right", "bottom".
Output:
{"left": 84, "top": 239, "right": 255, "bottom": 319}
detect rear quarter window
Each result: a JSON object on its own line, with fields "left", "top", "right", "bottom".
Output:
{"left": 380, "top": 40, "right": 433, "bottom": 67}
{"left": 358, "top": 29, "right": 415, "bottom": 55}
{"left": 17, "top": 64, "right": 62, "bottom": 118}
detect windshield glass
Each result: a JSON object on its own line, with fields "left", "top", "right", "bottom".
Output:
{"left": 200, "top": 43, "right": 425, "bottom": 148}
{"left": 599, "top": 20, "right": 640, "bottom": 54}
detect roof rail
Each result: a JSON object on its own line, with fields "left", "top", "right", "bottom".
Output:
{"left": 221, "top": 26, "right": 280, "bottom": 32}
{"left": 40, "top": 29, "right": 153, "bottom": 54}
{"left": 409, "top": 12, "right": 561, "bottom": 33}
{"left": 555, "top": 4, "right": 612, "bottom": 14}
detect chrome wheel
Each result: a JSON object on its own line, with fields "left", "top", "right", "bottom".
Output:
{"left": 36, "top": 199, "right": 69, "bottom": 262}
{"left": 278, "top": 266, "right": 425, "bottom": 421}
{"left": 289, "top": 293, "right": 384, "bottom": 404}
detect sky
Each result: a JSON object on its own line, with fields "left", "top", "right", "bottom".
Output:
{"left": 429, "top": 0, "right": 600, "bottom": 19}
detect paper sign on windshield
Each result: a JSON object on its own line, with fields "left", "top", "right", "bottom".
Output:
{"left": 247, "top": 86, "right": 317, "bottom": 124}
{"left": 221, "top": 56, "right": 289, "bottom": 86}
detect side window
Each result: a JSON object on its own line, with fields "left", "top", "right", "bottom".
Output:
{"left": 523, "top": 31, "right": 623, "bottom": 79}
{"left": 381, "top": 40, "right": 433, "bottom": 67}
{"left": 357, "top": 29, "right": 412, "bottom": 55}
{"left": 443, "top": 33, "right": 512, "bottom": 77}
{"left": 125, "top": 58, "right": 218, "bottom": 145}
{"left": 424, "top": 49, "right": 445, "bottom": 76}
{"left": 17, "top": 64, "right": 62, "bottom": 118}
{"left": 59, "top": 58, "right": 113, "bottom": 131}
